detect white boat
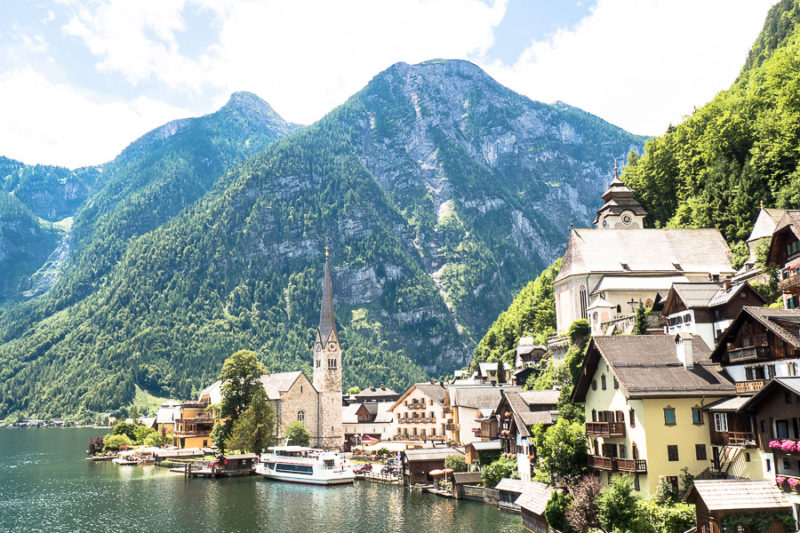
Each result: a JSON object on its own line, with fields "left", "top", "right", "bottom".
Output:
{"left": 111, "top": 457, "right": 138, "bottom": 465}
{"left": 256, "top": 446, "right": 354, "bottom": 485}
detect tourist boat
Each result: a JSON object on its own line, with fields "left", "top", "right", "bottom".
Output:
{"left": 256, "top": 446, "right": 354, "bottom": 485}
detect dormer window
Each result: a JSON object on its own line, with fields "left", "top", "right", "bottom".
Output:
{"left": 672, "top": 263, "right": 683, "bottom": 271}
{"left": 620, "top": 263, "right": 630, "bottom": 271}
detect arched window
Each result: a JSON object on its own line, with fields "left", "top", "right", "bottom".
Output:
{"left": 579, "top": 286, "right": 588, "bottom": 319}
{"left": 297, "top": 411, "right": 305, "bottom": 422}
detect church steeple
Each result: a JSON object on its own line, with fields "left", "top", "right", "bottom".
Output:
{"left": 318, "top": 246, "right": 337, "bottom": 344}
{"left": 593, "top": 159, "right": 647, "bottom": 229}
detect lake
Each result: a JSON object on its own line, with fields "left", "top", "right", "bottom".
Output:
{"left": 0, "top": 428, "right": 521, "bottom": 532}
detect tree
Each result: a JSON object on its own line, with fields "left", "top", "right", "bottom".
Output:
{"left": 533, "top": 418, "right": 587, "bottom": 485}
{"left": 103, "top": 433, "right": 132, "bottom": 451}
{"left": 285, "top": 420, "right": 310, "bottom": 446}
{"left": 134, "top": 424, "right": 156, "bottom": 444}
{"left": 565, "top": 475, "right": 602, "bottom": 533}
{"left": 111, "top": 421, "right": 138, "bottom": 440}
{"left": 444, "top": 454, "right": 467, "bottom": 472}
{"left": 87, "top": 435, "right": 104, "bottom": 455}
{"left": 634, "top": 300, "right": 648, "bottom": 335}
{"left": 225, "top": 387, "right": 276, "bottom": 453}
{"left": 481, "top": 456, "right": 518, "bottom": 488}
{"left": 545, "top": 491, "right": 574, "bottom": 533}
{"left": 213, "top": 350, "right": 268, "bottom": 451}
{"left": 597, "top": 476, "right": 638, "bottom": 533}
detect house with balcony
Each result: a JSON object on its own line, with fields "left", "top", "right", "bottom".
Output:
{"left": 766, "top": 210, "right": 800, "bottom": 308}
{"left": 342, "top": 401, "right": 394, "bottom": 449}
{"left": 444, "top": 384, "right": 520, "bottom": 445}
{"left": 739, "top": 377, "right": 800, "bottom": 520}
{"left": 494, "top": 390, "right": 559, "bottom": 481}
{"left": 710, "top": 307, "right": 800, "bottom": 395}
{"left": 387, "top": 382, "right": 448, "bottom": 443}
{"left": 173, "top": 400, "right": 214, "bottom": 449}
{"left": 703, "top": 395, "right": 766, "bottom": 481}
{"left": 513, "top": 337, "right": 548, "bottom": 386}
{"left": 572, "top": 333, "right": 736, "bottom": 495}
{"left": 662, "top": 281, "right": 765, "bottom": 349}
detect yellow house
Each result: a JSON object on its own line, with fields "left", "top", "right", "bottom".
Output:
{"left": 173, "top": 400, "right": 215, "bottom": 449}
{"left": 572, "top": 333, "right": 736, "bottom": 495}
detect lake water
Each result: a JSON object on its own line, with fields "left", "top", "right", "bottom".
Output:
{"left": 0, "top": 428, "right": 520, "bottom": 532}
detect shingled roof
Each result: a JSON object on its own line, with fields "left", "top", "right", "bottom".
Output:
{"left": 664, "top": 282, "right": 764, "bottom": 314}
{"left": 500, "top": 390, "right": 560, "bottom": 438}
{"left": 711, "top": 307, "right": 800, "bottom": 362}
{"left": 515, "top": 481, "right": 556, "bottom": 517}
{"left": 685, "top": 480, "right": 791, "bottom": 512}
{"left": 555, "top": 228, "right": 733, "bottom": 283}
{"left": 388, "top": 382, "right": 447, "bottom": 411}
{"left": 573, "top": 335, "right": 735, "bottom": 402}
{"left": 449, "top": 385, "right": 520, "bottom": 409}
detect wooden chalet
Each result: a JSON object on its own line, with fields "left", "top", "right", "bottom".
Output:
{"left": 685, "top": 480, "right": 792, "bottom": 533}
{"left": 766, "top": 210, "right": 800, "bottom": 309}
{"left": 516, "top": 481, "right": 556, "bottom": 533}
{"left": 494, "top": 390, "right": 558, "bottom": 481}
{"left": 710, "top": 307, "right": 800, "bottom": 395}
{"left": 401, "top": 447, "right": 464, "bottom": 486}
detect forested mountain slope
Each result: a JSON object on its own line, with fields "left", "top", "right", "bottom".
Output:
{"left": 0, "top": 60, "right": 643, "bottom": 419}
{"left": 622, "top": 0, "right": 800, "bottom": 245}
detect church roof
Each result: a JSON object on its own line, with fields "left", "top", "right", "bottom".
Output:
{"left": 318, "top": 254, "right": 337, "bottom": 344}
{"left": 200, "top": 371, "right": 309, "bottom": 404}
{"left": 555, "top": 228, "right": 734, "bottom": 283}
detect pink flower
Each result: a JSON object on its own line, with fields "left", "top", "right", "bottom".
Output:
{"left": 776, "top": 476, "right": 785, "bottom": 484}
{"left": 770, "top": 440, "right": 781, "bottom": 449}
{"left": 788, "top": 478, "right": 799, "bottom": 487}
{"left": 781, "top": 440, "right": 796, "bottom": 452}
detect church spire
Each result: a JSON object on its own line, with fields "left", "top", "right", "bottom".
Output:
{"left": 318, "top": 247, "right": 337, "bottom": 343}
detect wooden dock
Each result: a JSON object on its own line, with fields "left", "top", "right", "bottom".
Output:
{"left": 356, "top": 471, "right": 402, "bottom": 485}
{"left": 170, "top": 463, "right": 255, "bottom": 478}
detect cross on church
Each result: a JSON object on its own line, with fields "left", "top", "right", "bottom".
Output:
{"left": 627, "top": 298, "right": 638, "bottom": 313}
{"left": 325, "top": 245, "right": 329, "bottom": 257}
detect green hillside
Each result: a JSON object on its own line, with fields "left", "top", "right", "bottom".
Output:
{"left": 622, "top": 0, "right": 800, "bottom": 243}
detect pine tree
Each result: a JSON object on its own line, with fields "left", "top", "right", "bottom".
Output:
{"left": 225, "top": 387, "right": 276, "bottom": 453}
{"left": 634, "top": 300, "right": 648, "bottom": 335}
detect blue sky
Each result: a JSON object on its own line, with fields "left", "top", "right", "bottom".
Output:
{"left": 0, "top": 0, "right": 777, "bottom": 167}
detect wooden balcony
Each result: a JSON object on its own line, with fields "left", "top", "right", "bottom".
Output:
{"left": 779, "top": 273, "right": 800, "bottom": 294}
{"left": 736, "top": 380, "right": 767, "bottom": 395}
{"left": 616, "top": 458, "right": 647, "bottom": 473}
{"left": 721, "top": 431, "right": 757, "bottom": 447}
{"left": 588, "top": 455, "right": 615, "bottom": 471}
{"left": 728, "top": 345, "right": 769, "bottom": 363}
{"left": 445, "top": 423, "right": 460, "bottom": 431}
{"left": 586, "top": 421, "right": 626, "bottom": 438}
{"left": 407, "top": 401, "right": 426, "bottom": 410}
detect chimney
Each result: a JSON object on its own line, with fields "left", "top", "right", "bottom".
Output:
{"left": 676, "top": 333, "right": 694, "bottom": 369}
{"left": 723, "top": 277, "right": 731, "bottom": 292}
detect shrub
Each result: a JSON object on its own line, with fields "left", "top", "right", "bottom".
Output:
{"left": 481, "top": 456, "right": 518, "bottom": 488}
{"left": 103, "top": 433, "right": 133, "bottom": 451}
{"left": 597, "top": 476, "right": 637, "bottom": 533}
{"left": 544, "top": 491, "right": 573, "bottom": 533}
{"left": 634, "top": 498, "right": 695, "bottom": 533}
{"left": 444, "top": 454, "right": 467, "bottom": 472}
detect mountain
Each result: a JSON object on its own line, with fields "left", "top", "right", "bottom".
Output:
{"left": 0, "top": 61, "right": 643, "bottom": 420}
{"left": 621, "top": 0, "right": 800, "bottom": 245}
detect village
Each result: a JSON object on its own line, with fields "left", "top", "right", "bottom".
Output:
{"left": 69, "top": 169, "right": 800, "bottom": 533}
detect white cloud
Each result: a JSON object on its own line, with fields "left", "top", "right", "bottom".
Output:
{"left": 0, "top": 67, "right": 189, "bottom": 167}
{"left": 62, "top": 0, "right": 508, "bottom": 123}
{"left": 485, "top": 0, "right": 777, "bottom": 136}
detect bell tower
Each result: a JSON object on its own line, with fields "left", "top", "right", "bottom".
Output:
{"left": 313, "top": 246, "right": 343, "bottom": 448}
{"left": 593, "top": 160, "right": 647, "bottom": 229}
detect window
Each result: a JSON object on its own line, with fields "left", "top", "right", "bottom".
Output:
{"left": 629, "top": 409, "right": 635, "bottom": 428}
{"left": 592, "top": 409, "right": 597, "bottom": 422}
{"left": 745, "top": 452, "right": 751, "bottom": 463}
{"left": 777, "top": 420, "right": 790, "bottom": 439}
{"left": 691, "top": 407, "right": 703, "bottom": 425}
{"left": 767, "top": 458, "right": 772, "bottom": 472}
{"left": 613, "top": 377, "right": 619, "bottom": 390}
{"left": 664, "top": 407, "right": 676, "bottom": 426}
{"left": 768, "top": 364, "right": 776, "bottom": 379}
{"left": 316, "top": 360, "right": 321, "bottom": 367}
{"left": 714, "top": 413, "right": 728, "bottom": 433}
{"left": 618, "top": 445, "right": 626, "bottom": 459}
{"left": 601, "top": 375, "right": 607, "bottom": 390}
{"left": 785, "top": 459, "right": 791, "bottom": 470}
{"left": 633, "top": 476, "right": 640, "bottom": 491}
{"left": 789, "top": 362, "right": 798, "bottom": 377}
{"left": 667, "top": 445, "right": 679, "bottom": 461}
{"left": 745, "top": 367, "right": 754, "bottom": 381}
{"left": 787, "top": 391, "right": 794, "bottom": 405}
{"left": 696, "top": 444, "right": 707, "bottom": 461}
{"left": 761, "top": 420, "right": 767, "bottom": 434}
{"left": 297, "top": 411, "right": 305, "bottom": 422}
{"left": 592, "top": 380, "right": 597, "bottom": 391}
{"left": 579, "top": 286, "right": 588, "bottom": 319}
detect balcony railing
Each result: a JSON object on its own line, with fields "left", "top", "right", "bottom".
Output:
{"left": 722, "top": 431, "right": 757, "bottom": 447}
{"left": 445, "top": 423, "right": 460, "bottom": 431}
{"left": 586, "top": 421, "right": 626, "bottom": 438}
{"left": 779, "top": 273, "right": 800, "bottom": 294}
{"left": 588, "top": 455, "right": 614, "bottom": 471}
{"left": 736, "top": 380, "right": 767, "bottom": 395}
{"left": 728, "top": 345, "right": 769, "bottom": 363}
{"left": 616, "top": 458, "right": 648, "bottom": 473}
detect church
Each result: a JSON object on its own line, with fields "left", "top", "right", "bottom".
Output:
{"left": 554, "top": 163, "right": 736, "bottom": 335}
{"left": 200, "top": 250, "right": 343, "bottom": 448}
